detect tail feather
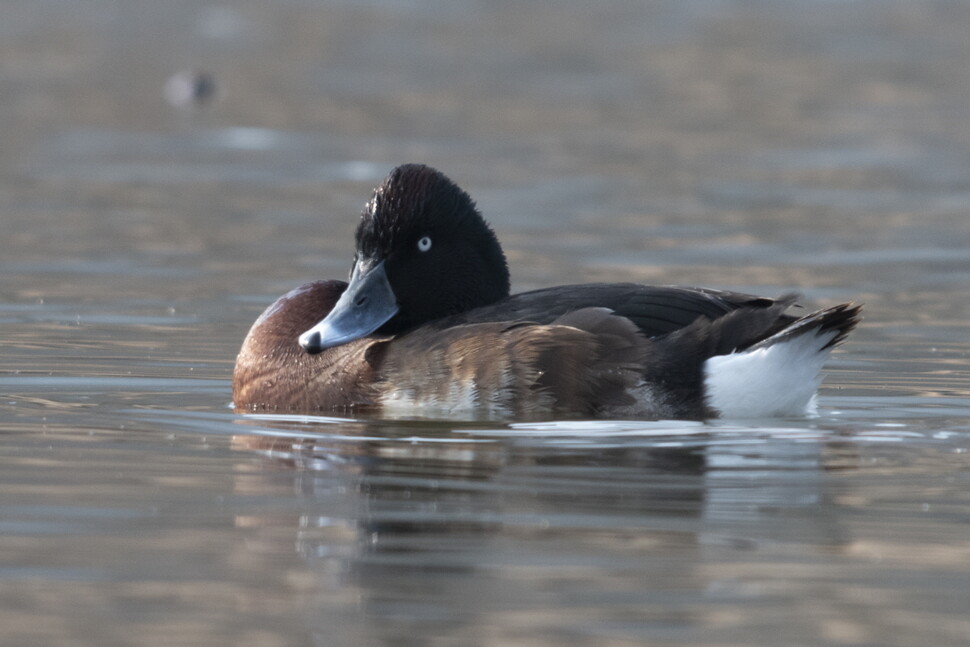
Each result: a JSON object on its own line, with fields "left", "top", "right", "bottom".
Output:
{"left": 748, "top": 302, "right": 862, "bottom": 352}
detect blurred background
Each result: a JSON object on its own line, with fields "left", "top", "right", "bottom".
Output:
{"left": 1, "top": 2, "right": 969, "bottom": 646}
{"left": 6, "top": 1, "right": 970, "bottom": 305}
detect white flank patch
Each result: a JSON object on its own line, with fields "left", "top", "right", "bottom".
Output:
{"left": 380, "top": 380, "right": 512, "bottom": 417}
{"left": 703, "top": 329, "right": 839, "bottom": 418}
{"left": 447, "top": 380, "right": 481, "bottom": 412}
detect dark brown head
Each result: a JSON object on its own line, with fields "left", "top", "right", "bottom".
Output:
{"left": 299, "top": 164, "right": 510, "bottom": 353}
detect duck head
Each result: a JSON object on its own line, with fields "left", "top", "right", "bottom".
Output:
{"left": 300, "top": 164, "right": 510, "bottom": 353}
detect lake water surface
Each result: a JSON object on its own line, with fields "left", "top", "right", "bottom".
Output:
{"left": 2, "top": 1, "right": 969, "bottom": 646}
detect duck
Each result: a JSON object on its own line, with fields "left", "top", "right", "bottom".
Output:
{"left": 233, "top": 163, "right": 861, "bottom": 419}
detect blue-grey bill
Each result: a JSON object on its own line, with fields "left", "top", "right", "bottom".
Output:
{"left": 298, "top": 260, "right": 399, "bottom": 353}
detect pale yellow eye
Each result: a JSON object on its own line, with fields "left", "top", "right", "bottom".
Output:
{"left": 417, "top": 236, "right": 433, "bottom": 252}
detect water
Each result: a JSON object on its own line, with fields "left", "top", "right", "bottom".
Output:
{"left": 2, "top": 1, "right": 970, "bottom": 645}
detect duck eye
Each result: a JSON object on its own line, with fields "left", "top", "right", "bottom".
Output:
{"left": 417, "top": 236, "right": 432, "bottom": 253}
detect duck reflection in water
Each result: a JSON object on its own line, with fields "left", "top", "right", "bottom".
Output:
{"left": 229, "top": 419, "right": 847, "bottom": 644}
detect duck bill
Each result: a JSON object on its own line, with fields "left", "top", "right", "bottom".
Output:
{"left": 298, "top": 259, "right": 398, "bottom": 354}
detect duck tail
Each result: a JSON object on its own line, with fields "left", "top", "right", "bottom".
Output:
{"left": 703, "top": 303, "right": 862, "bottom": 418}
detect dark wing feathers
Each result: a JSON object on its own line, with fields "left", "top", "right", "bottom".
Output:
{"left": 442, "top": 283, "right": 794, "bottom": 338}
{"left": 610, "top": 288, "right": 794, "bottom": 337}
